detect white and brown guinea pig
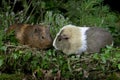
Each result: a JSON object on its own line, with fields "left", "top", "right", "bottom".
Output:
{"left": 53, "top": 24, "right": 113, "bottom": 55}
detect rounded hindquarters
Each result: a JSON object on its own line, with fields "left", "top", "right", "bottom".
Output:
{"left": 86, "top": 27, "right": 113, "bottom": 53}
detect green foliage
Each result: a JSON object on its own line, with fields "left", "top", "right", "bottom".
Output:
{"left": 0, "top": 73, "right": 25, "bottom": 80}
{"left": 64, "top": 0, "right": 118, "bottom": 27}
{"left": 44, "top": 11, "right": 71, "bottom": 37}
{"left": 0, "top": 0, "right": 120, "bottom": 79}
{"left": 0, "top": 56, "right": 4, "bottom": 67}
{"left": 93, "top": 46, "right": 120, "bottom": 72}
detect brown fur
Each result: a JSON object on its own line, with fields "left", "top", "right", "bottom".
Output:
{"left": 6, "top": 23, "right": 53, "bottom": 49}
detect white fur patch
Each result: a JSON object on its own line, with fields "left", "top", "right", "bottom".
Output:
{"left": 53, "top": 34, "right": 59, "bottom": 49}
{"left": 76, "top": 27, "right": 89, "bottom": 54}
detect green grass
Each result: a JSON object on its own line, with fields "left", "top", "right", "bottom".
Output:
{"left": 0, "top": 0, "right": 120, "bottom": 79}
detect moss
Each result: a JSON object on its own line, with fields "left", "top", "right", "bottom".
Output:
{"left": 0, "top": 73, "right": 24, "bottom": 80}
{"left": 106, "top": 72, "right": 120, "bottom": 80}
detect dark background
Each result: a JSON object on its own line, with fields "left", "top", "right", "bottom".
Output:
{"left": 0, "top": 0, "right": 120, "bottom": 13}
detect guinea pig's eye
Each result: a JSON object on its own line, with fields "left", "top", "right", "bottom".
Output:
{"left": 64, "top": 37, "right": 69, "bottom": 40}
{"left": 41, "top": 36, "right": 45, "bottom": 39}
{"left": 62, "top": 34, "right": 69, "bottom": 40}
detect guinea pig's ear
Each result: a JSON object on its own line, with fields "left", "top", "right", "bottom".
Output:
{"left": 34, "top": 27, "right": 40, "bottom": 33}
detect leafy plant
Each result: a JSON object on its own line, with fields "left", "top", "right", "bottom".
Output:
{"left": 44, "top": 11, "right": 71, "bottom": 37}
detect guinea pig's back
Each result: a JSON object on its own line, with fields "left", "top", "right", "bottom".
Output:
{"left": 86, "top": 27, "right": 113, "bottom": 53}
{"left": 15, "top": 24, "right": 30, "bottom": 44}
{"left": 6, "top": 24, "right": 29, "bottom": 44}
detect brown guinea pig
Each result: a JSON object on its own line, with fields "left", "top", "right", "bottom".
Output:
{"left": 6, "top": 23, "right": 53, "bottom": 49}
